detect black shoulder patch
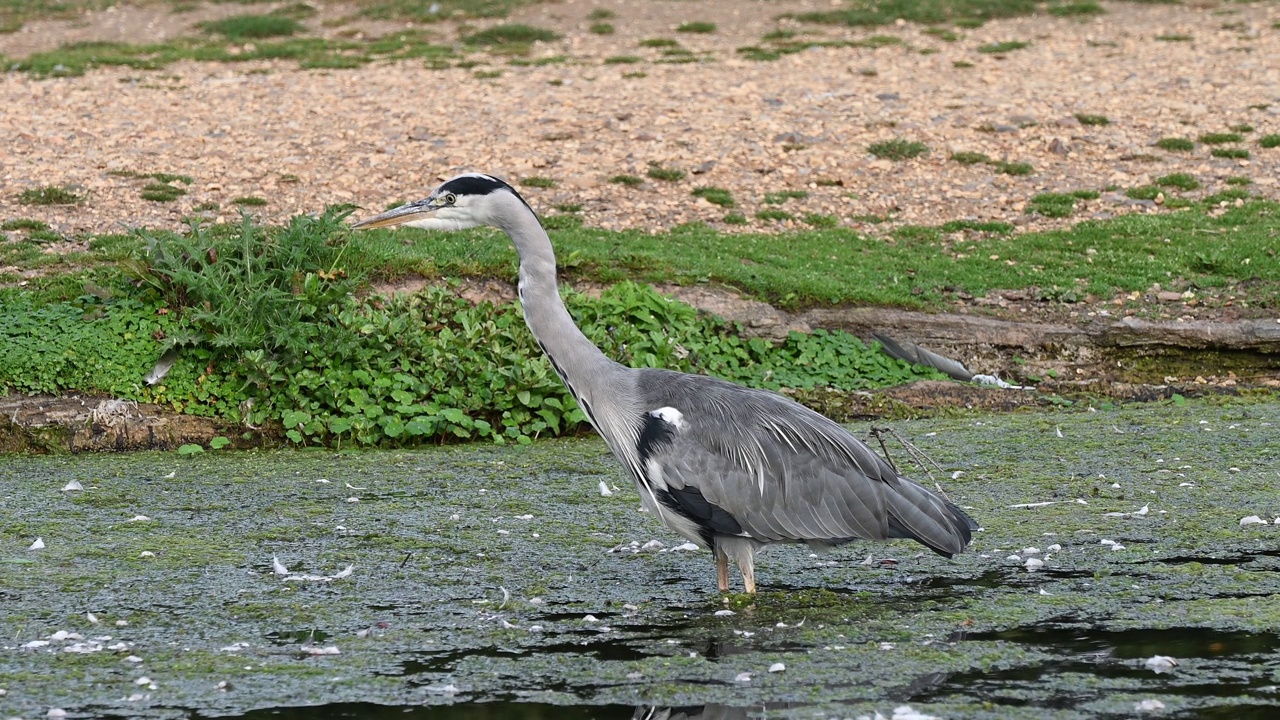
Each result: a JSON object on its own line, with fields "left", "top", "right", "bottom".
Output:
{"left": 439, "top": 174, "right": 512, "bottom": 196}
{"left": 636, "top": 412, "right": 678, "bottom": 467}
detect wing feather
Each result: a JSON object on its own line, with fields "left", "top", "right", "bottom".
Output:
{"left": 634, "top": 369, "right": 973, "bottom": 555}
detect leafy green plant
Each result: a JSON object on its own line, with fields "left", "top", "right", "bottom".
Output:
{"left": 723, "top": 213, "right": 748, "bottom": 225}
{"left": 1259, "top": 134, "right": 1280, "bottom": 149}
{"left": 994, "top": 161, "right": 1033, "bottom": 176}
{"left": 609, "top": 174, "right": 644, "bottom": 186}
{"left": 869, "top": 139, "right": 928, "bottom": 161}
{"left": 1211, "top": 148, "right": 1250, "bottom": 159}
{"left": 1074, "top": 113, "right": 1109, "bottom": 126}
{"left": 1126, "top": 186, "right": 1161, "bottom": 201}
{"left": 520, "top": 177, "right": 556, "bottom": 189}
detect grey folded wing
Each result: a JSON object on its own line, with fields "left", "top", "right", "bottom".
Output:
{"left": 636, "top": 369, "right": 974, "bottom": 555}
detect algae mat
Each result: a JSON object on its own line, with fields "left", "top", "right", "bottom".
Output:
{"left": 1, "top": 397, "right": 1278, "bottom": 719}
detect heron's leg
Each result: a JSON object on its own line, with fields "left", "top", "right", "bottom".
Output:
{"left": 715, "top": 546, "right": 730, "bottom": 592}
{"left": 717, "top": 536, "right": 758, "bottom": 594}
{"left": 736, "top": 552, "right": 757, "bottom": 594}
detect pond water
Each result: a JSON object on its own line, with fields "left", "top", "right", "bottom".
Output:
{"left": 2, "top": 397, "right": 1278, "bottom": 719}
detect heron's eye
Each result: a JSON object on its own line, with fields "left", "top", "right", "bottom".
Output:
{"left": 444, "top": 193, "right": 457, "bottom": 205}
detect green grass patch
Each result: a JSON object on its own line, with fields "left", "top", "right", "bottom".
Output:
{"left": 18, "top": 186, "right": 82, "bottom": 205}
{"left": 609, "top": 174, "right": 644, "bottom": 187}
{"left": 953, "top": 60, "right": 974, "bottom": 68}
{"left": 1257, "top": 134, "right": 1280, "bottom": 149}
{"left": 869, "top": 139, "right": 929, "bottom": 160}
{"left": 520, "top": 177, "right": 556, "bottom": 189}
{"left": 1048, "top": 1, "right": 1104, "bottom": 16}
{"left": 639, "top": 38, "right": 680, "bottom": 48}
{"left": 1199, "top": 132, "right": 1243, "bottom": 145}
{"left": 2, "top": 219, "right": 51, "bottom": 232}
{"left": 723, "top": 213, "right": 748, "bottom": 225}
{"left": 940, "top": 219, "right": 1014, "bottom": 234}
{"left": 1027, "top": 192, "right": 1077, "bottom": 218}
{"left": 676, "top": 22, "right": 717, "bottom": 34}
{"left": 763, "top": 190, "right": 808, "bottom": 205}
{"left": 1211, "top": 148, "right": 1250, "bottom": 159}
{"left": 589, "top": 23, "right": 614, "bottom": 35}
{"left": 692, "top": 187, "right": 735, "bottom": 208}
{"left": 1155, "top": 137, "right": 1195, "bottom": 152}
{"left": 1155, "top": 34, "right": 1192, "bottom": 42}
{"left": 603, "top": 55, "right": 642, "bottom": 64}
{"left": 787, "top": 0, "right": 1039, "bottom": 28}
{"left": 1228, "top": 124, "right": 1253, "bottom": 133}
{"left": 646, "top": 164, "right": 686, "bottom": 182}
{"left": 923, "top": 27, "right": 960, "bottom": 41}
{"left": 1070, "top": 189, "right": 1101, "bottom": 200}
{"left": 589, "top": 8, "right": 615, "bottom": 20}
{"left": 995, "top": 161, "right": 1034, "bottom": 176}
{"left": 202, "top": 14, "right": 303, "bottom": 41}
{"left": 951, "top": 151, "right": 991, "bottom": 165}
{"left": 1074, "top": 113, "right": 1109, "bottom": 126}
{"left": 463, "top": 23, "right": 558, "bottom": 46}
{"left": 232, "top": 196, "right": 268, "bottom": 206}
{"left": 755, "top": 209, "right": 794, "bottom": 222}
{"left": 1156, "top": 173, "right": 1200, "bottom": 191}
{"left": 803, "top": 213, "right": 840, "bottom": 229}
{"left": 1126, "top": 186, "right": 1161, "bottom": 201}
{"left": 141, "top": 183, "right": 187, "bottom": 202}
{"left": 978, "top": 40, "right": 1029, "bottom": 54}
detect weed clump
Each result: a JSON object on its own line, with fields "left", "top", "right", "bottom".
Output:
{"left": 1155, "top": 137, "right": 1194, "bottom": 152}
{"left": 202, "top": 15, "right": 304, "bottom": 41}
{"left": 978, "top": 40, "right": 1029, "bottom": 54}
{"left": 677, "top": 22, "right": 717, "bottom": 34}
{"left": 1027, "top": 193, "right": 1077, "bottom": 218}
{"left": 1199, "top": 133, "right": 1243, "bottom": 145}
{"left": 520, "top": 177, "right": 556, "bottom": 189}
{"left": 1156, "top": 173, "right": 1199, "bottom": 191}
{"left": 609, "top": 174, "right": 644, "bottom": 187}
{"left": 868, "top": 139, "right": 928, "bottom": 161}
{"left": 692, "top": 187, "right": 735, "bottom": 208}
{"left": 1074, "top": 113, "right": 1109, "bottom": 126}
{"left": 646, "top": 163, "right": 686, "bottom": 182}
{"left": 18, "top": 186, "right": 82, "bottom": 205}
{"left": 463, "top": 24, "right": 558, "bottom": 46}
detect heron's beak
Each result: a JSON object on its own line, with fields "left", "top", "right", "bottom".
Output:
{"left": 350, "top": 197, "right": 441, "bottom": 229}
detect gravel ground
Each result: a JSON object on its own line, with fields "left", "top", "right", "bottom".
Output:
{"left": 1, "top": 0, "right": 1278, "bottom": 242}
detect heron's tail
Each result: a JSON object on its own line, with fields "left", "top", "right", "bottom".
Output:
{"left": 883, "top": 478, "right": 977, "bottom": 558}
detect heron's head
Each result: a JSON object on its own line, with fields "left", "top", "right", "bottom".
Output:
{"left": 350, "top": 173, "right": 531, "bottom": 232}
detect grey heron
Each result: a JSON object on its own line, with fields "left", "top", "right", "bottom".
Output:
{"left": 352, "top": 173, "right": 977, "bottom": 593}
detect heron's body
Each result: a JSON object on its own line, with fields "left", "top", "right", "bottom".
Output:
{"left": 353, "top": 173, "right": 976, "bottom": 592}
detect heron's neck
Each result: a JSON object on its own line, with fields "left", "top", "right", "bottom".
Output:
{"left": 503, "top": 206, "right": 626, "bottom": 409}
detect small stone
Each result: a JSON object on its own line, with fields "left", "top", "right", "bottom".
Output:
{"left": 768, "top": 662, "right": 786, "bottom": 673}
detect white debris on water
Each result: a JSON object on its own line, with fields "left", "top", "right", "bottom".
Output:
{"left": 61, "top": 480, "right": 83, "bottom": 492}
{"left": 768, "top": 662, "right": 786, "bottom": 672}
{"left": 1144, "top": 655, "right": 1179, "bottom": 673}
{"left": 28, "top": 537, "right": 44, "bottom": 550}
{"left": 271, "top": 556, "right": 354, "bottom": 582}
{"left": 1135, "top": 699, "right": 1166, "bottom": 712}
{"left": 598, "top": 480, "right": 613, "bottom": 496}
{"left": 1240, "top": 515, "right": 1267, "bottom": 526}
